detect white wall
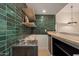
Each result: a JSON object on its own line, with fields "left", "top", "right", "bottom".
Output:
{"left": 56, "top": 3, "right": 79, "bottom": 35}
{"left": 26, "top": 35, "right": 48, "bottom": 49}
{"left": 36, "top": 35, "right": 48, "bottom": 49}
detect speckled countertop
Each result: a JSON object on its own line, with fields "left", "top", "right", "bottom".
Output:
{"left": 13, "top": 42, "right": 37, "bottom": 47}
{"left": 47, "top": 31, "right": 79, "bottom": 49}
{"left": 12, "top": 35, "right": 38, "bottom": 47}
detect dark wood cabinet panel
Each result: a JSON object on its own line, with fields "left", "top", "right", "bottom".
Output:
{"left": 48, "top": 35, "right": 79, "bottom": 56}
{"left": 53, "top": 38, "right": 79, "bottom": 56}
{"left": 12, "top": 46, "right": 38, "bottom": 56}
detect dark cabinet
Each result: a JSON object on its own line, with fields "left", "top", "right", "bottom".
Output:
{"left": 53, "top": 38, "right": 79, "bottom": 56}
{"left": 12, "top": 46, "right": 38, "bottom": 56}
{"left": 53, "top": 38, "right": 69, "bottom": 56}
{"left": 48, "top": 35, "right": 79, "bottom": 56}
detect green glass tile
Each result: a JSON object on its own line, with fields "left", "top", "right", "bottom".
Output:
{"left": 2, "top": 48, "right": 10, "bottom": 56}
{"left": 7, "top": 39, "right": 17, "bottom": 48}
{"left": 34, "top": 15, "right": 55, "bottom": 34}
{"left": 0, "top": 4, "right": 6, "bottom": 10}
{"left": 0, "top": 14, "right": 6, "bottom": 20}
{"left": 7, "top": 21, "right": 15, "bottom": 27}
{"left": 0, "top": 40, "right": 6, "bottom": 46}
{"left": 6, "top": 30, "right": 16, "bottom": 35}
{"left": 0, "top": 3, "right": 26, "bottom": 56}
{"left": 6, "top": 7, "right": 16, "bottom": 16}
{"left": 15, "top": 9, "right": 22, "bottom": 17}
{"left": 0, "top": 30, "right": 6, "bottom": 35}
{"left": 5, "top": 49, "right": 10, "bottom": 56}
{"left": 0, "top": 20, "right": 7, "bottom": 27}
{"left": 0, "top": 36, "right": 6, "bottom": 41}
{"left": 7, "top": 16, "right": 15, "bottom": 23}
{"left": 0, "top": 9, "right": 6, "bottom": 16}
{"left": 7, "top": 26, "right": 16, "bottom": 30}
{"left": 7, "top": 43, "right": 12, "bottom": 48}
{"left": 7, "top": 35, "right": 17, "bottom": 40}
{"left": 7, "top": 15, "right": 21, "bottom": 24}
{"left": 0, "top": 46, "right": 6, "bottom": 52}
{"left": 7, "top": 13, "right": 15, "bottom": 20}
{"left": 6, "top": 4, "right": 16, "bottom": 13}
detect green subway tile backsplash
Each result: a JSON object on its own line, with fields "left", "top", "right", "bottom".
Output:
{"left": 33, "top": 15, "right": 55, "bottom": 34}
{"left": 0, "top": 36, "right": 6, "bottom": 41}
{"left": 0, "top": 3, "right": 27, "bottom": 56}
{"left": 0, "top": 40, "right": 6, "bottom": 46}
{"left": 0, "top": 4, "right": 6, "bottom": 10}
{"left": 0, "top": 3, "right": 56, "bottom": 56}
{"left": 0, "top": 46, "right": 6, "bottom": 52}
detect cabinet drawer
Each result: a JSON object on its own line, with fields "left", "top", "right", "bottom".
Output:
{"left": 53, "top": 38, "right": 79, "bottom": 56}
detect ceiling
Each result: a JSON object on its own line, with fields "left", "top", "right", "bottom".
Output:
{"left": 26, "top": 3, "right": 67, "bottom": 15}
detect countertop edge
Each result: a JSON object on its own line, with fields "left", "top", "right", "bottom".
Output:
{"left": 47, "top": 31, "right": 79, "bottom": 50}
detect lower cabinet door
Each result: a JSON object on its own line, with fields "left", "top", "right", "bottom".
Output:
{"left": 53, "top": 38, "right": 79, "bottom": 56}
{"left": 12, "top": 47, "right": 25, "bottom": 56}
{"left": 12, "top": 46, "right": 38, "bottom": 56}
{"left": 24, "top": 46, "right": 38, "bottom": 56}
{"left": 53, "top": 43, "right": 68, "bottom": 56}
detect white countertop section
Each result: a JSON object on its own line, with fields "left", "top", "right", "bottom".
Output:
{"left": 47, "top": 31, "right": 79, "bottom": 49}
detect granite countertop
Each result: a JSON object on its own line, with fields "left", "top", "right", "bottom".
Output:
{"left": 13, "top": 40, "right": 38, "bottom": 47}
{"left": 13, "top": 42, "right": 38, "bottom": 47}
{"left": 12, "top": 35, "right": 38, "bottom": 47}
{"left": 47, "top": 31, "right": 79, "bottom": 49}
